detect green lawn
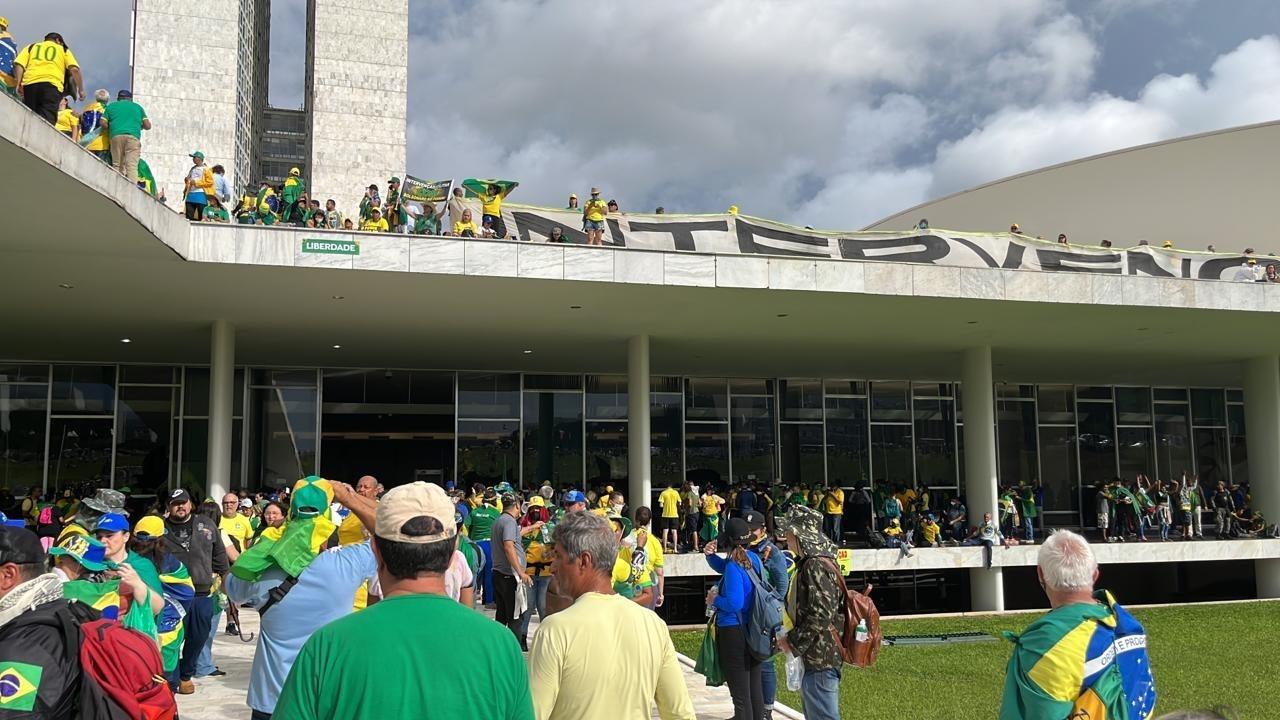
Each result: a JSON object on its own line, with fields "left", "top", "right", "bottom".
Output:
{"left": 671, "top": 601, "right": 1273, "bottom": 719}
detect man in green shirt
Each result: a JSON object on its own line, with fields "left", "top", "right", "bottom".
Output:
{"left": 466, "top": 490, "right": 502, "bottom": 605}
{"left": 281, "top": 168, "right": 305, "bottom": 225}
{"left": 101, "top": 89, "right": 150, "bottom": 183}
{"left": 1017, "top": 482, "right": 1040, "bottom": 544}
{"left": 273, "top": 482, "right": 533, "bottom": 720}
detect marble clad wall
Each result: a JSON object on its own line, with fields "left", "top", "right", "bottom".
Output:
{"left": 306, "top": 0, "right": 408, "bottom": 222}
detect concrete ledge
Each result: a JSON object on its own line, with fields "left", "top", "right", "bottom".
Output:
{"left": 664, "top": 539, "right": 1280, "bottom": 577}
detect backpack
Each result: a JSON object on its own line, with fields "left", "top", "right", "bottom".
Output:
{"left": 35, "top": 505, "right": 59, "bottom": 537}
{"left": 867, "top": 531, "right": 886, "bottom": 549}
{"left": 54, "top": 601, "right": 177, "bottom": 720}
{"left": 805, "top": 557, "right": 883, "bottom": 668}
{"left": 738, "top": 558, "right": 786, "bottom": 662}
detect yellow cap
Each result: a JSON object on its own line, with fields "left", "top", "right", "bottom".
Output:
{"left": 1162, "top": 241, "right": 1173, "bottom": 248}
{"left": 569, "top": 193, "right": 577, "bottom": 199}
{"left": 728, "top": 205, "right": 739, "bottom": 215}
{"left": 134, "top": 515, "right": 166, "bottom": 539}
{"left": 0, "top": 17, "right": 8, "bottom": 30}
{"left": 605, "top": 485, "right": 614, "bottom": 493}
{"left": 529, "top": 495, "right": 546, "bottom": 508}
{"left": 289, "top": 167, "right": 301, "bottom": 176}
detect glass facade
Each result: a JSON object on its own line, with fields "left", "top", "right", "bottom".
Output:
{"left": 0, "top": 362, "right": 1253, "bottom": 526}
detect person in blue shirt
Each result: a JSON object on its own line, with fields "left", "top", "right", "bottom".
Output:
{"left": 705, "top": 517, "right": 765, "bottom": 720}
{"left": 736, "top": 484, "right": 757, "bottom": 515}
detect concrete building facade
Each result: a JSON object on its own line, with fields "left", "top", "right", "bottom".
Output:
{"left": 131, "top": 0, "right": 407, "bottom": 213}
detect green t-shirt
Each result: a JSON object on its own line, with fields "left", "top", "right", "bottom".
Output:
{"left": 103, "top": 100, "right": 148, "bottom": 139}
{"left": 466, "top": 505, "right": 501, "bottom": 541}
{"left": 273, "top": 593, "right": 533, "bottom": 720}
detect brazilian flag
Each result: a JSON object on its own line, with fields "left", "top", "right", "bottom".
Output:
{"left": 158, "top": 557, "right": 195, "bottom": 673}
{"left": 232, "top": 477, "right": 336, "bottom": 582}
{"left": 0, "top": 662, "right": 42, "bottom": 712}
{"left": 137, "top": 159, "right": 157, "bottom": 197}
{"left": 62, "top": 578, "right": 122, "bottom": 620}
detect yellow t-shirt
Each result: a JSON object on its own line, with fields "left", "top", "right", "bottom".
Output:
{"left": 55, "top": 109, "right": 76, "bottom": 134}
{"left": 824, "top": 488, "right": 845, "bottom": 515}
{"left": 15, "top": 42, "right": 79, "bottom": 91}
{"left": 219, "top": 514, "right": 254, "bottom": 552}
{"left": 701, "top": 494, "right": 724, "bottom": 515}
{"left": 481, "top": 192, "right": 504, "bottom": 216}
{"left": 921, "top": 522, "right": 942, "bottom": 545}
{"left": 361, "top": 217, "right": 388, "bottom": 232}
{"left": 82, "top": 102, "right": 109, "bottom": 151}
{"left": 453, "top": 220, "right": 477, "bottom": 235}
{"left": 337, "top": 511, "right": 367, "bottom": 546}
{"left": 895, "top": 489, "right": 918, "bottom": 512}
{"left": 658, "top": 488, "right": 681, "bottom": 518}
{"left": 584, "top": 198, "right": 607, "bottom": 222}
{"left": 884, "top": 524, "right": 902, "bottom": 538}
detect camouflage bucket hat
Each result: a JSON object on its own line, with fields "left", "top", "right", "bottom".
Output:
{"left": 776, "top": 504, "right": 838, "bottom": 558}
{"left": 82, "top": 488, "right": 127, "bottom": 516}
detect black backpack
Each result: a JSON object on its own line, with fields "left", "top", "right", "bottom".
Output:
{"left": 867, "top": 531, "right": 886, "bottom": 549}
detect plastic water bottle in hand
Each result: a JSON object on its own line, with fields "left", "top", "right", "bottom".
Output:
{"left": 785, "top": 653, "right": 804, "bottom": 691}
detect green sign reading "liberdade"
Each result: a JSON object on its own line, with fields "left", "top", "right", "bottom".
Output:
{"left": 301, "top": 239, "right": 361, "bottom": 255}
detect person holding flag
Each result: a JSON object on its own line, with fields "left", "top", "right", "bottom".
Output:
{"left": 281, "top": 168, "right": 306, "bottom": 225}
{"left": 129, "top": 515, "right": 196, "bottom": 685}
{"left": 0, "top": 17, "right": 16, "bottom": 97}
{"left": 385, "top": 177, "right": 410, "bottom": 233}
{"left": 463, "top": 179, "right": 517, "bottom": 239}
{"left": 79, "top": 89, "right": 111, "bottom": 162}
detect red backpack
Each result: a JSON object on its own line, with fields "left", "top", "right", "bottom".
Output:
{"left": 55, "top": 602, "right": 177, "bottom": 720}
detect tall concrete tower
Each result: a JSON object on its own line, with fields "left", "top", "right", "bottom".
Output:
{"left": 131, "top": 0, "right": 407, "bottom": 218}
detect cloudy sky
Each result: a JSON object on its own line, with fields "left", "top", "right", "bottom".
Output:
{"left": 7, "top": 0, "right": 1280, "bottom": 228}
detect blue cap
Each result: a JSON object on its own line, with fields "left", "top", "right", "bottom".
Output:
{"left": 94, "top": 513, "right": 130, "bottom": 533}
{"left": 562, "top": 490, "right": 586, "bottom": 506}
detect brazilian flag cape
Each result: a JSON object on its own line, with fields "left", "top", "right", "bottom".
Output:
{"left": 62, "top": 579, "right": 121, "bottom": 620}
{"left": 157, "top": 556, "right": 194, "bottom": 673}
{"left": 231, "top": 476, "right": 337, "bottom": 582}
{"left": 1000, "top": 590, "right": 1156, "bottom": 720}
{"left": 137, "top": 159, "right": 156, "bottom": 197}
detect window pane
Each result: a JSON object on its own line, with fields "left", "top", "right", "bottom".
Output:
{"left": 1077, "top": 401, "right": 1117, "bottom": 486}
{"left": 51, "top": 365, "right": 115, "bottom": 415}
{"left": 912, "top": 382, "right": 952, "bottom": 398}
{"left": 731, "top": 393, "right": 775, "bottom": 484}
{"left": 1228, "top": 404, "right": 1247, "bottom": 484}
{"left": 1076, "top": 386, "right": 1112, "bottom": 400}
{"left": 823, "top": 380, "right": 866, "bottom": 396}
{"left": 651, "top": 376, "right": 682, "bottom": 394}
{"left": 651, "top": 393, "right": 683, "bottom": 487}
{"left": 457, "top": 420, "right": 519, "bottom": 487}
{"left": 457, "top": 373, "right": 520, "bottom": 419}
{"left": 1193, "top": 427, "right": 1229, "bottom": 486}
{"left": 779, "top": 379, "right": 823, "bottom": 421}
{"left": 1117, "top": 426, "right": 1154, "bottom": 480}
{"left": 586, "top": 421, "right": 627, "bottom": 484}
{"left": 1226, "top": 389, "right": 1244, "bottom": 403}
{"left": 250, "top": 387, "right": 317, "bottom": 487}
{"left": 585, "top": 376, "right": 627, "bottom": 420}
{"left": 1037, "top": 426, "right": 1079, "bottom": 513}
{"left": 685, "top": 378, "right": 728, "bottom": 421}
{"left": 997, "top": 399, "right": 1038, "bottom": 488}
{"left": 522, "top": 392, "right": 584, "bottom": 489}
{"left": 685, "top": 424, "right": 729, "bottom": 486}
{"left": 251, "top": 369, "right": 316, "bottom": 387}
{"left": 364, "top": 369, "right": 411, "bottom": 404}
{"left": 870, "top": 381, "right": 910, "bottom": 422}
{"left": 913, "top": 398, "right": 956, "bottom": 488}
{"left": 524, "top": 374, "right": 582, "bottom": 391}
{"left": 1114, "top": 387, "right": 1152, "bottom": 424}
{"left": 0, "top": 364, "right": 49, "bottom": 383}
{"left": 870, "top": 424, "right": 913, "bottom": 490}
{"left": 119, "top": 366, "right": 177, "bottom": 385}
{"left": 321, "top": 369, "right": 365, "bottom": 404}
{"left": 0, "top": 384, "right": 47, "bottom": 492}
{"left": 1154, "top": 388, "right": 1187, "bottom": 402}
{"left": 115, "top": 386, "right": 174, "bottom": 495}
{"left": 996, "top": 384, "right": 1034, "bottom": 399}
{"left": 178, "top": 419, "right": 243, "bottom": 493}
{"left": 1191, "top": 389, "right": 1226, "bottom": 426}
{"left": 1154, "top": 403, "right": 1193, "bottom": 480}
{"left": 48, "top": 418, "right": 113, "bottom": 494}
{"left": 409, "top": 371, "right": 454, "bottom": 405}
{"left": 779, "top": 424, "right": 824, "bottom": 486}
{"left": 1037, "top": 385, "right": 1075, "bottom": 424}
{"left": 826, "top": 399, "right": 869, "bottom": 487}
{"left": 183, "top": 368, "right": 244, "bottom": 417}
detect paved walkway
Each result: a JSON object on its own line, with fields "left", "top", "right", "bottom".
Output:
{"left": 175, "top": 606, "right": 754, "bottom": 720}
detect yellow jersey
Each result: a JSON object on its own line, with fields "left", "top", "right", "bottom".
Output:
{"left": 701, "top": 494, "right": 725, "bottom": 515}
{"left": 584, "top": 198, "right": 608, "bottom": 222}
{"left": 55, "top": 109, "right": 76, "bottom": 135}
{"left": 15, "top": 41, "right": 79, "bottom": 91}
{"left": 361, "top": 217, "right": 389, "bottom": 232}
{"left": 658, "top": 488, "right": 681, "bottom": 518}
{"left": 337, "top": 511, "right": 367, "bottom": 546}
{"left": 82, "top": 102, "right": 109, "bottom": 151}
{"left": 481, "top": 191, "right": 506, "bottom": 216}
{"left": 824, "top": 488, "right": 845, "bottom": 515}
{"left": 921, "top": 522, "right": 942, "bottom": 544}
{"left": 219, "top": 514, "right": 254, "bottom": 552}
{"left": 452, "top": 220, "right": 477, "bottom": 235}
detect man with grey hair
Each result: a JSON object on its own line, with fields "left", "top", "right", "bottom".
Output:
{"left": 1000, "top": 529, "right": 1156, "bottom": 719}
{"left": 528, "top": 511, "right": 694, "bottom": 720}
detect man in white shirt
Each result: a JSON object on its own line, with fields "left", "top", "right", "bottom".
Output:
{"left": 527, "top": 512, "right": 694, "bottom": 720}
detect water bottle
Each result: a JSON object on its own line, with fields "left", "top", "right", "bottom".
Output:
{"left": 855, "top": 618, "right": 869, "bottom": 643}
{"left": 540, "top": 523, "right": 552, "bottom": 544}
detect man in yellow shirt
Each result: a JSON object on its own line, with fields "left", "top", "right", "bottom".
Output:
{"left": 13, "top": 32, "right": 84, "bottom": 124}
{"left": 582, "top": 188, "right": 607, "bottom": 246}
{"left": 360, "top": 207, "right": 389, "bottom": 232}
{"left": 219, "top": 493, "right": 254, "bottom": 553}
{"left": 657, "top": 484, "right": 682, "bottom": 553}
{"left": 699, "top": 489, "right": 726, "bottom": 545}
{"left": 529, "top": 512, "right": 694, "bottom": 720}
{"left": 338, "top": 475, "right": 382, "bottom": 610}
{"left": 822, "top": 485, "right": 845, "bottom": 544}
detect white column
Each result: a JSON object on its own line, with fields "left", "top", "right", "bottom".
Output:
{"left": 627, "top": 335, "right": 652, "bottom": 514}
{"left": 1243, "top": 355, "right": 1280, "bottom": 598}
{"left": 962, "top": 346, "right": 1004, "bottom": 611}
{"left": 206, "top": 320, "right": 236, "bottom": 502}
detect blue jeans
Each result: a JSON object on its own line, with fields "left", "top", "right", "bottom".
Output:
{"left": 477, "top": 540, "right": 494, "bottom": 604}
{"left": 801, "top": 666, "right": 842, "bottom": 720}
{"left": 519, "top": 574, "right": 551, "bottom": 638}
{"left": 179, "top": 594, "right": 214, "bottom": 681}
{"left": 761, "top": 654, "right": 777, "bottom": 705}
{"left": 823, "top": 514, "right": 842, "bottom": 543}
{"left": 196, "top": 607, "right": 221, "bottom": 676}
{"left": 1024, "top": 516, "right": 1036, "bottom": 542}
